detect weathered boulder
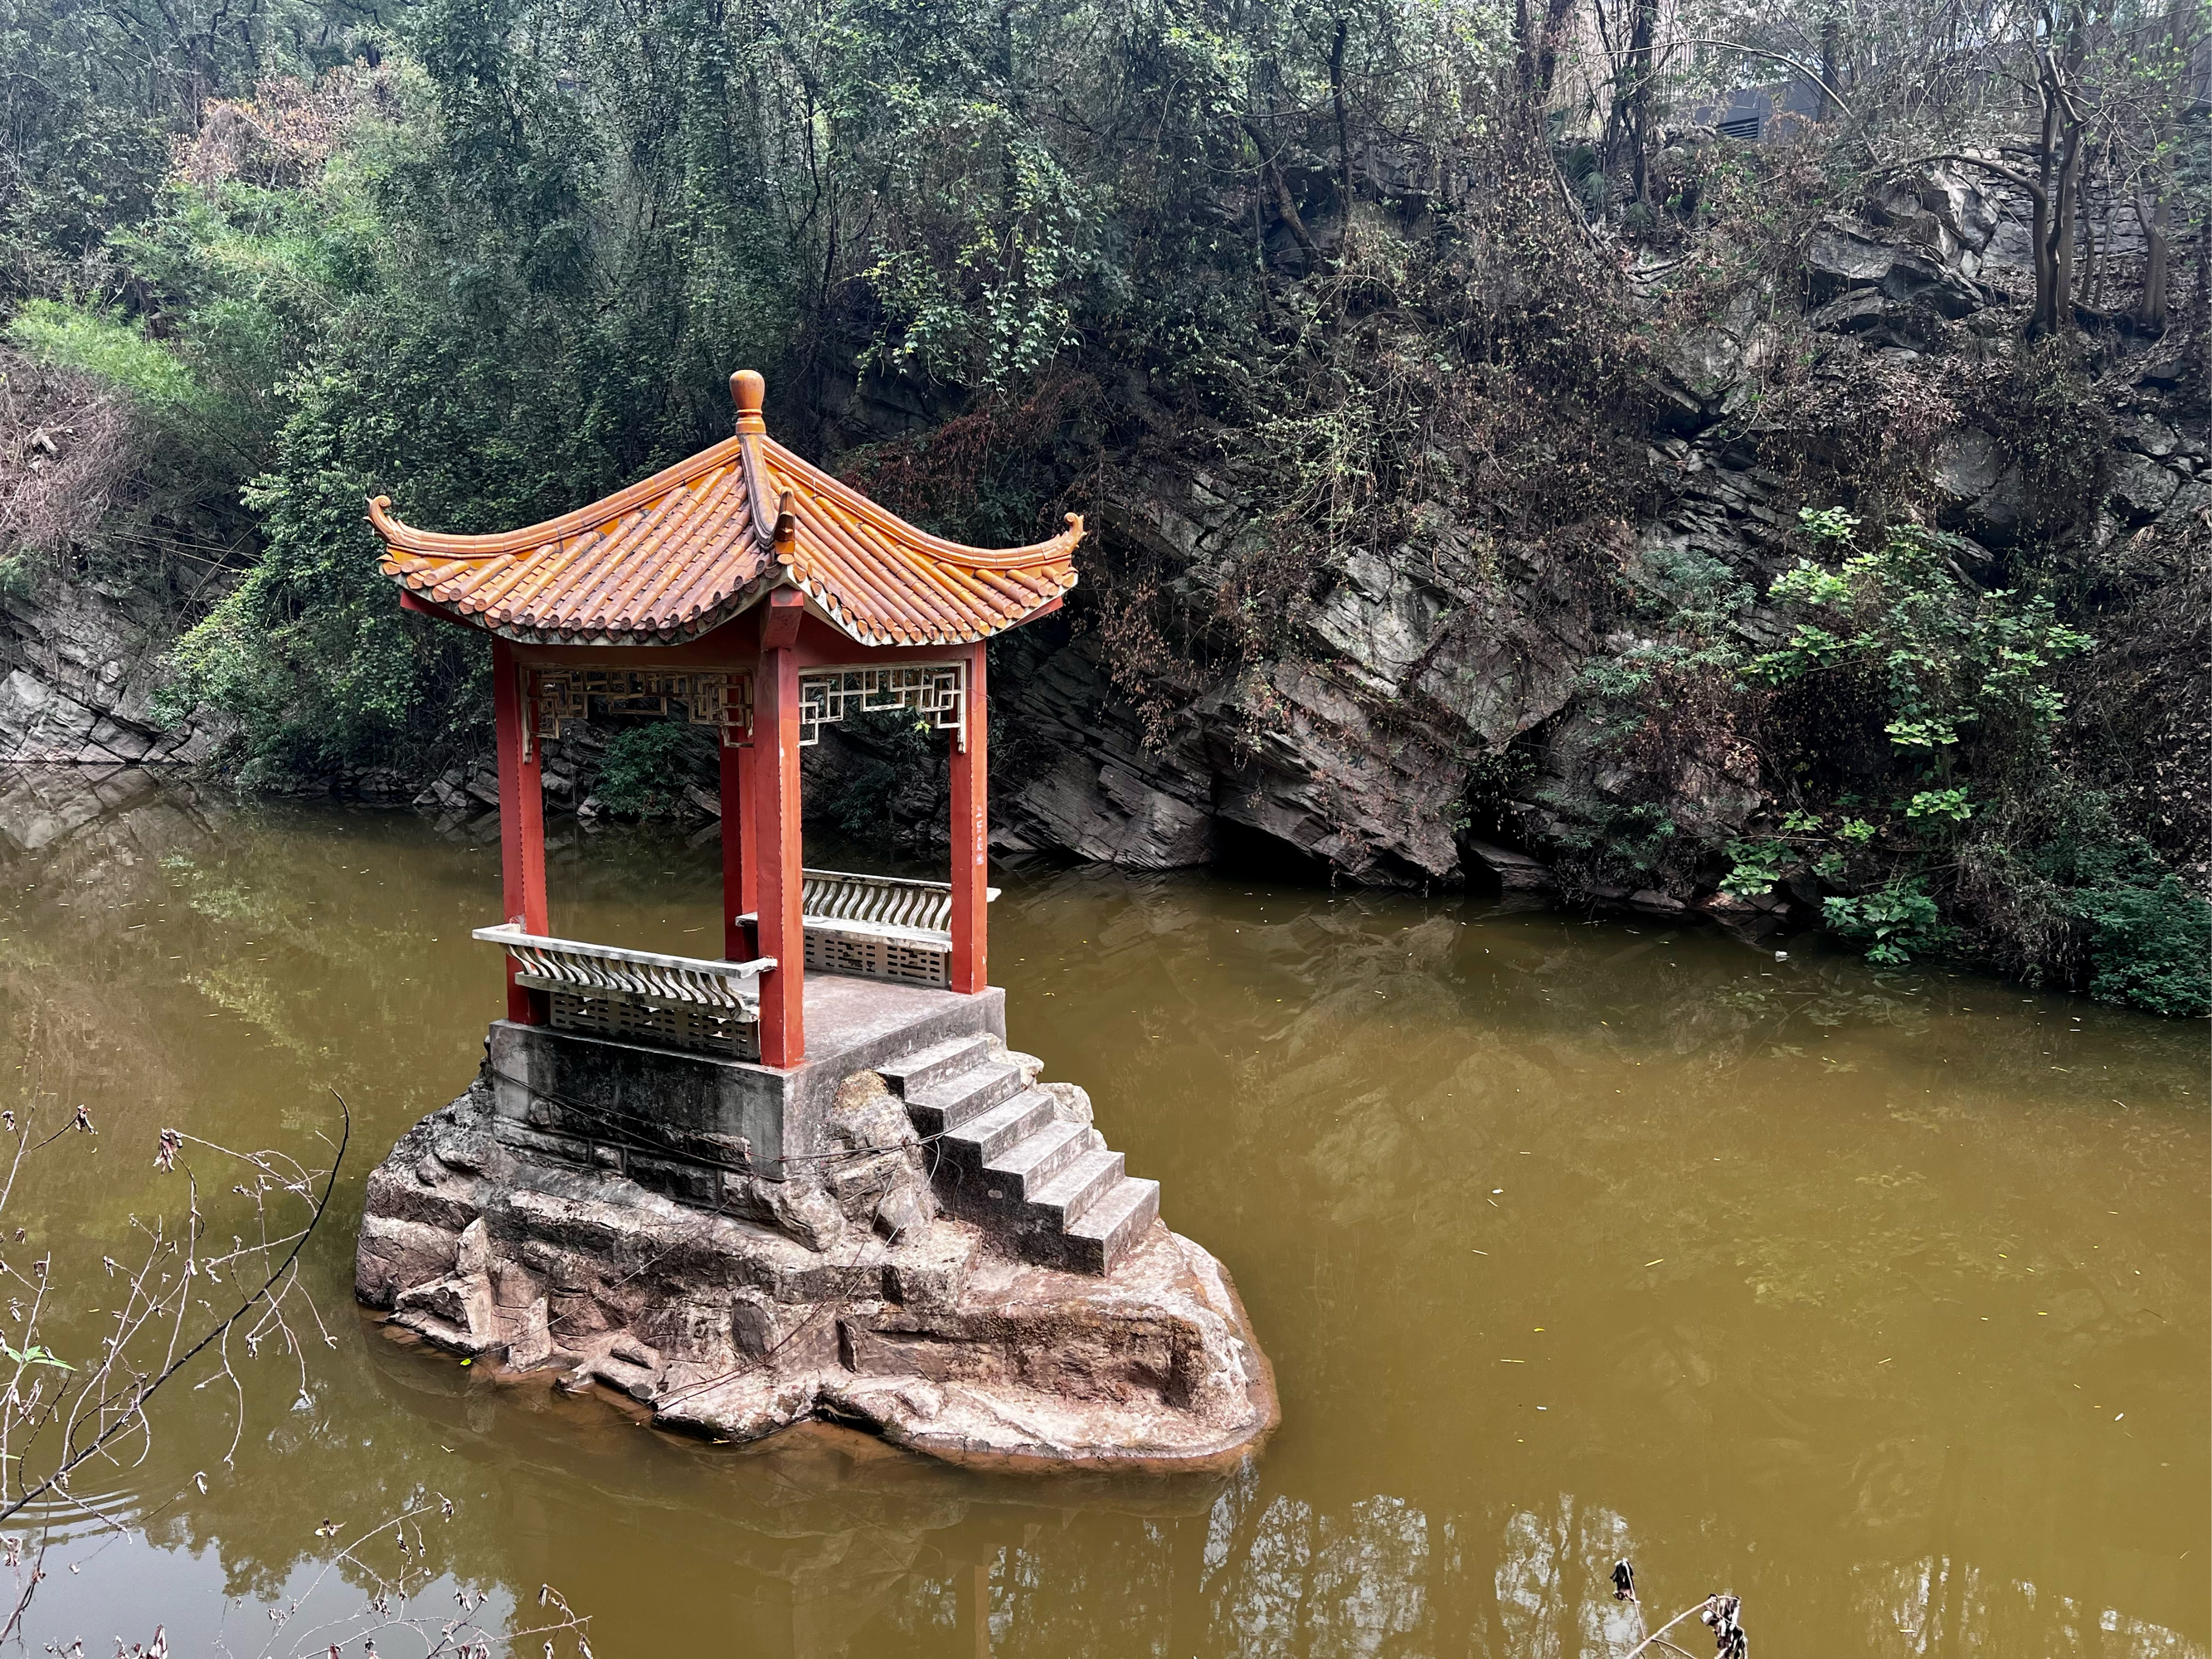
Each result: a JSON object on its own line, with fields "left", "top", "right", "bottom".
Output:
{"left": 1806, "top": 216, "right": 1983, "bottom": 319}
{"left": 1806, "top": 289, "right": 1941, "bottom": 352}
{"left": 1465, "top": 839, "right": 1558, "bottom": 893}
{"left": 1931, "top": 428, "right": 2030, "bottom": 541}
{"left": 2107, "top": 451, "right": 2184, "bottom": 525}
{"left": 357, "top": 1082, "right": 1276, "bottom": 1471}
{"left": 1865, "top": 167, "right": 2001, "bottom": 270}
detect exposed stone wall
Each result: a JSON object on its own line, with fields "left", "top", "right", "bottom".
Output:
{"left": 0, "top": 569, "right": 231, "bottom": 765}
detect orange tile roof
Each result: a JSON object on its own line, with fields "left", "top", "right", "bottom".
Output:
{"left": 368, "top": 370, "right": 1082, "bottom": 647}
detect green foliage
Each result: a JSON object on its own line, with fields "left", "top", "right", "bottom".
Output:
{"left": 2019, "top": 813, "right": 2212, "bottom": 1019}
{"left": 819, "top": 710, "right": 936, "bottom": 840}
{"left": 1634, "top": 543, "right": 1755, "bottom": 648}
{"left": 7, "top": 300, "right": 202, "bottom": 411}
{"left": 1726, "top": 503, "right": 2205, "bottom": 1010}
{"left": 863, "top": 122, "right": 1092, "bottom": 389}
{"left": 1720, "top": 837, "right": 1788, "bottom": 898}
{"left": 0, "top": 1342, "right": 72, "bottom": 1373}
{"left": 1748, "top": 510, "right": 2095, "bottom": 762}
{"left": 1822, "top": 881, "right": 1946, "bottom": 966}
{"left": 1906, "top": 787, "right": 1973, "bottom": 823}
{"left": 593, "top": 724, "right": 703, "bottom": 820}
{"left": 2073, "top": 865, "right": 2211, "bottom": 1019}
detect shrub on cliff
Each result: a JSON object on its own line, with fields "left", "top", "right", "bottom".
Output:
{"left": 1716, "top": 507, "right": 2209, "bottom": 1014}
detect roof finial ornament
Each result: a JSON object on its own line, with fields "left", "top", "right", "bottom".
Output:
{"left": 731, "top": 369, "right": 767, "bottom": 435}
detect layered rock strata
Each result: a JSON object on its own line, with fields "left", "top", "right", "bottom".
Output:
{"left": 1, "top": 574, "right": 231, "bottom": 766}
{"left": 357, "top": 1073, "right": 1276, "bottom": 1470}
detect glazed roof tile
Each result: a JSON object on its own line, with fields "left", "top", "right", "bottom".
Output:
{"left": 368, "top": 371, "right": 1082, "bottom": 646}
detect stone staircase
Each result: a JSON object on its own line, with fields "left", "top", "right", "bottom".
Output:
{"left": 878, "top": 1034, "right": 1158, "bottom": 1276}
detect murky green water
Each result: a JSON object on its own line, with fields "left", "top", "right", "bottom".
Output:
{"left": 0, "top": 766, "right": 2203, "bottom": 1657}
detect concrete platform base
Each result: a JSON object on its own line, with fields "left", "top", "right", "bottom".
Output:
{"left": 486, "top": 977, "right": 1006, "bottom": 1188}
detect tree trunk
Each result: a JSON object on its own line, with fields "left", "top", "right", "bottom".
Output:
{"left": 1625, "top": 0, "right": 1659, "bottom": 202}
{"left": 2135, "top": 0, "right": 2187, "bottom": 333}
{"left": 1536, "top": 0, "right": 1577, "bottom": 97}
{"left": 2030, "top": 65, "right": 2061, "bottom": 335}
{"left": 1330, "top": 19, "right": 1353, "bottom": 239}
{"left": 1244, "top": 117, "right": 1323, "bottom": 271}
{"left": 2025, "top": 22, "right": 2087, "bottom": 339}
{"left": 2049, "top": 59, "right": 2085, "bottom": 329}
{"left": 2138, "top": 191, "right": 2173, "bottom": 333}
{"left": 1818, "top": 12, "right": 1841, "bottom": 121}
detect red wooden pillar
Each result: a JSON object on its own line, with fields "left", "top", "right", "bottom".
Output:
{"left": 491, "top": 635, "right": 549, "bottom": 1024}
{"left": 948, "top": 643, "right": 989, "bottom": 994}
{"left": 754, "top": 594, "right": 806, "bottom": 1065}
{"left": 718, "top": 732, "right": 758, "bottom": 961}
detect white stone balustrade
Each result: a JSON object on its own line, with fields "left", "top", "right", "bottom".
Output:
{"left": 739, "top": 868, "right": 1001, "bottom": 989}
{"left": 474, "top": 924, "right": 775, "bottom": 1058}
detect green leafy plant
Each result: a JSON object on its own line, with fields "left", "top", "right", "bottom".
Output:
{"left": 1720, "top": 837, "right": 1790, "bottom": 898}
{"left": 2045, "top": 830, "right": 2212, "bottom": 1019}
{"left": 1823, "top": 882, "right": 1946, "bottom": 966}
{"left": 1, "top": 1342, "right": 73, "bottom": 1373}
{"left": 1747, "top": 513, "right": 2095, "bottom": 766}
{"left": 1906, "top": 788, "right": 1973, "bottom": 823}
{"left": 1741, "top": 508, "right": 2114, "bottom": 975}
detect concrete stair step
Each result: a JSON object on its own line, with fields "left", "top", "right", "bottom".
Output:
{"left": 1062, "top": 1176, "right": 1159, "bottom": 1275}
{"left": 1024, "top": 1146, "right": 1125, "bottom": 1228}
{"left": 902, "top": 1060, "right": 1023, "bottom": 1136}
{"left": 946, "top": 1089, "right": 1055, "bottom": 1164}
{"left": 984, "top": 1117, "right": 1090, "bottom": 1200}
{"left": 878, "top": 1033, "right": 998, "bottom": 1097}
{"left": 885, "top": 1036, "right": 1163, "bottom": 1277}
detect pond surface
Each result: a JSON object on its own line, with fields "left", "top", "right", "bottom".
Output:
{"left": 0, "top": 766, "right": 2203, "bottom": 1659}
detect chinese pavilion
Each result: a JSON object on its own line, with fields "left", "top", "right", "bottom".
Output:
{"left": 372, "top": 367, "right": 1077, "bottom": 1068}
{"left": 367, "top": 371, "right": 1161, "bottom": 1274}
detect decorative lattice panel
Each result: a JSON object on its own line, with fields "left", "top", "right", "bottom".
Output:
{"left": 802, "top": 927, "right": 949, "bottom": 988}
{"left": 549, "top": 991, "right": 759, "bottom": 1060}
{"left": 797, "top": 664, "right": 965, "bottom": 749}
{"left": 532, "top": 669, "right": 751, "bottom": 747}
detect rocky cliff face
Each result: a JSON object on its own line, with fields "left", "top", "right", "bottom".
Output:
{"left": 988, "top": 462, "right": 1601, "bottom": 889}
{"left": 6, "top": 172, "right": 2203, "bottom": 947}
{"left": 0, "top": 352, "right": 236, "bottom": 769}
{"left": 966, "top": 168, "right": 2209, "bottom": 919}
{"left": 0, "top": 569, "right": 231, "bottom": 766}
